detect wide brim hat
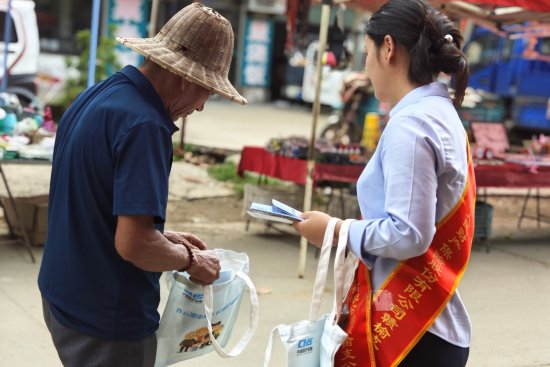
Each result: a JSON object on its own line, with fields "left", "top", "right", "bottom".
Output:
{"left": 117, "top": 2, "right": 246, "bottom": 105}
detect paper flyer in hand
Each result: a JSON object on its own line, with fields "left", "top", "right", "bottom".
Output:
{"left": 246, "top": 199, "right": 303, "bottom": 224}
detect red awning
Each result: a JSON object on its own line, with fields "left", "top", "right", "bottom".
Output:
{"left": 430, "top": 0, "right": 550, "bottom": 30}
{"left": 461, "top": 0, "right": 550, "bottom": 13}
{"left": 310, "top": 0, "right": 386, "bottom": 12}
{"left": 319, "top": 0, "right": 550, "bottom": 31}
{"left": 316, "top": 0, "right": 550, "bottom": 14}
{"left": 334, "top": 0, "right": 550, "bottom": 15}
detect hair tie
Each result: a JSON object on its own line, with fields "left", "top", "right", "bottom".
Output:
{"left": 444, "top": 34, "right": 453, "bottom": 44}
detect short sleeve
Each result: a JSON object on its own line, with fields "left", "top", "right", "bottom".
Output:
{"left": 113, "top": 122, "right": 173, "bottom": 223}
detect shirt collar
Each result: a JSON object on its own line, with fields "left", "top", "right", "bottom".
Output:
{"left": 389, "top": 82, "right": 451, "bottom": 118}
{"left": 119, "top": 65, "right": 179, "bottom": 133}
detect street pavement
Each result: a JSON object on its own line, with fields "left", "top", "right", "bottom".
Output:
{"left": 182, "top": 99, "right": 330, "bottom": 152}
{"left": 1, "top": 225, "right": 549, "bottom": 367}
{"left": 0, "top": 101, "right": 549, "bottom": 366}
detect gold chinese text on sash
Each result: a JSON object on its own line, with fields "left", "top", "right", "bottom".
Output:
{"left": 336, "top": 145, "right": 476, "bottom": 367}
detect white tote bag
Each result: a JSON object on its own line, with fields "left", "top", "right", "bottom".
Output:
{"left": 264, "top": 219, "right": 357, "bottom": 367}
{"left": 155, "top": 249, "right": 259, "bottom": 367}
{"left": 320, "top": 219, "right": 358, "bottom": 365}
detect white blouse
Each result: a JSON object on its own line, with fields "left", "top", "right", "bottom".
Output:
{"left": 348, "top": 82, "right": 472, "bottom": 347}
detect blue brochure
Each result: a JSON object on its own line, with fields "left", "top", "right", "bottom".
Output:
{"left": 247, "top": 200, "right": 303, "bottom": 224}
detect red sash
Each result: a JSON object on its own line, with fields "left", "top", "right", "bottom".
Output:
{"left": 335, "top": 146, "right": 476, "bottom": 367}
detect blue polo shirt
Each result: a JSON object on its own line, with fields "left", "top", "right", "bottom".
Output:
{"left": 38, "top": 65, "right": 178, "bottom": 340}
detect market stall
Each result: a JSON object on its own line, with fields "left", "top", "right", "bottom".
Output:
{"left": 0, "top": 94, "right": 55, "bottom": 263}
{"left": 238, "top": 146, "right": 364, "bottom": 185}
{"left": 238, "top": 145, "right": 550, "bottom": 234}
{"left": 239, "top": 146, "right": 550, "bottom": 189}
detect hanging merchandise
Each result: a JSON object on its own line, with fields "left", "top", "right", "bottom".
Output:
{"left": 326, "top": 5, "right": 350, "bottom": 70}
{"left": 285, "top": 0, "right": 310, "bottom": 55}
{"left": 285, "top": 0, "right": 298, "bottom": 52}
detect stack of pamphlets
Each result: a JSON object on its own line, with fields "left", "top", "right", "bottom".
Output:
{"left": 247, "top": 199, "right": 303, "bottom": 224}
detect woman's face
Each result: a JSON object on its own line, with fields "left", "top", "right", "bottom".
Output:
{"left": 364, "top": 35, "right": 387, "bottom": 103}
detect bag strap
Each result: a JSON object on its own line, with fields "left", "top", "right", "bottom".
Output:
{"left": 309, "top": 217, "right": 340, "bottom": 321}
{"left": 331, "top": 219, "right": 358, "bottom": 324}
{"left": 263, "top": 324, "right": 282, "bottom": 367}
{"left": 203, "top": 271, "right": 259, "bottom": 358}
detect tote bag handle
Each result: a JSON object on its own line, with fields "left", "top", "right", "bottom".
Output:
{"left": 203, "top": 271, "right": 259, "bottom": 358}
{"left": 330, "top": 219, "right": 358, "bottom": 325}
{"left": 309, "top": 217, "right": 340, "bottom": 321}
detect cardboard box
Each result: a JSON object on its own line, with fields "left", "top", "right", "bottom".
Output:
{"left": 1, "top": 195, "right": 48, "bottom": 246}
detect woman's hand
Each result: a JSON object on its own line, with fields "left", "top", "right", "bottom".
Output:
{"left": 293, "top": 211, "right": 337, "bottom": 247}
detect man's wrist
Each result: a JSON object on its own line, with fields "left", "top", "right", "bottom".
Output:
{"left": 178, "top": 243, "right": 195, "bottom": 272}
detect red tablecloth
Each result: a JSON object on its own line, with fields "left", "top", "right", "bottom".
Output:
{"left": 474, "top": 162, "right": 550, "bottom": 188}
{"left": 238, "top": 146, "right": 550, "bottom": 188}
{"left": 237, "top": 146, "right": 364, "bottom": 185}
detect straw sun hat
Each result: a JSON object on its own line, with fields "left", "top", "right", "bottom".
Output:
{"left": 117, "top": 2, "right": 246, "bottom": 105}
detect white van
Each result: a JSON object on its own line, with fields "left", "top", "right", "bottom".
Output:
{"left": 0, "top": 0, "right": 39, "bottom": 105}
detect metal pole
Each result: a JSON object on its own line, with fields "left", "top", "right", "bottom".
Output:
{"left": 298, "top": 1, "right": 331, "bottom": 278}
{"left": 1, "top": 0, "right": 13, "bottom": 94}
{"left": 149, "top": 0, "right": 161, "bottom": 37}
{"left": 88, "top": 0, "right": 102, "bottom": 87}
{"left": 235, "top": 1, "right": 248, "bottom": 90}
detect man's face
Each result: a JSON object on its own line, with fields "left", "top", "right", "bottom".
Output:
{"left": 166, "top": 75, "right": 211, "bottom": 120}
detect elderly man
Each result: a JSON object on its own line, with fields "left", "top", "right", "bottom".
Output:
{"left": 38, "top": 3, "right": 246, "bottom": 366}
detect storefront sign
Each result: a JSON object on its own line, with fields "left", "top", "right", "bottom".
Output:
{"left": 241, "top": 18, "right": 274, "bottom": 88}
{"left": 107, "top": 0, "right": 149, "bottom": 66}
{"left": 247, "top": 0, "right": 286, "bottom": 15}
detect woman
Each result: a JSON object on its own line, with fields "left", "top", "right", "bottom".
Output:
{"left": 294, "top": 1, "right": 474, "bottom": 366}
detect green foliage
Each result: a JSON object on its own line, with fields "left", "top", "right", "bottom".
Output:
{"left": 58, "top": 26, "right": 122, "bottom": 110}
{"left": 172, "top": 143, "right": 194, "bottom": 161}
{"left": 207, "top": 161, "right": 282, "bottom": 198}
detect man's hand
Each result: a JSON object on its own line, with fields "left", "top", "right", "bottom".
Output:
{"left": 164, "top": 231, "right": 208, "bottom": 250}
{"left": 187, "top": 249, "right": 221, "bottom": 285}
{"left": 165, "top": 231, "right": 219, "bottom": 284}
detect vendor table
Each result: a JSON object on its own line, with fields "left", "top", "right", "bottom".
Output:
{"left": 0, "top": 162, "right": 35, "bottom": 262}
{"left": 474, "top": 162, "right": 550, "bottom": 228}
{"left": 474, "top": 162, "right": 550, "bottom": 188}
{"left": 237, "top": 146, "right": 364, "bottom": 185}
{"left": 238, "top": 146, "right": 550, "bottom": 227}
{"left": 0, "top": 158, "right": 51, "bottom": 263}
{"left": 237, "top": 146, "right": 365, "bottom": 224}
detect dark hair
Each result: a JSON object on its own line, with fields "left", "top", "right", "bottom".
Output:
{"left": 365, "top": 0, "right": 469, "bottom": 107}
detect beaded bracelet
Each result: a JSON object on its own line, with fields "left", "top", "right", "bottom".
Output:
{"left": 178, "top": 242, "right": 195, "bottom": 273}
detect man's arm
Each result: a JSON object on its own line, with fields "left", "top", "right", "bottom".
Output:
{"left": 115, "top": 215, "right": 220, "bottom": 284}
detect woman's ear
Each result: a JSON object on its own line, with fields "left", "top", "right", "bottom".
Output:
{"left": 383, "top": 35, "right": 396, "bottom": 63}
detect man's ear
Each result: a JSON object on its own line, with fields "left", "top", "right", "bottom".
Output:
{"left": 180, "top": 75, "right": 190, "bottom": 89}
